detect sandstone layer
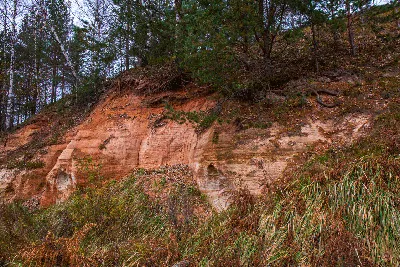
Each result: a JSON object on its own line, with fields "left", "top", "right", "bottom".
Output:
{"left": 0, "top": 87, "right": 370, "bottom": 210}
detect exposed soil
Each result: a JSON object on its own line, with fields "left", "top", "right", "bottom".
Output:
{"left": 0, "top": 76, "right": 383, "bottom": 210}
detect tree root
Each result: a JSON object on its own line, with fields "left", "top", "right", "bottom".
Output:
{"left": 311, "top": 89, "right": 340, "bottom": 108}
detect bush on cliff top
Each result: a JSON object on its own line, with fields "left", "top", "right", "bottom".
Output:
{"left": 1, "top": 102, "right": 400, "bottom": 266}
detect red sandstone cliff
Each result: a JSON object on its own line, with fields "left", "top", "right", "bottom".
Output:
{"left": 0, "top": 79, "right": 371, "bottom": 211}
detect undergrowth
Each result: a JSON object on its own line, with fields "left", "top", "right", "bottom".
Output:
{"left": 1, "top": 81, "right": 400, "bottom": 267}
{"left": 1, "top": 153, "right": 399, "bottom": 266}
{"left": 6, "top": 159, "right": 45, "bottom": 170}
{"left": 162, "top": 102, "right": 220, "bottom": 132}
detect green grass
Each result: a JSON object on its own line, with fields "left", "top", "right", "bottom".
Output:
{"left": 6, "top": 159, "right": 45, "bottom": 170}
{"left": 0, "top": 168, "right": 210, "bottom": 266}
{"left": 163, "top": 102, "right": 219, "bottom": 132}
{"left": 2, "top": 90, "right": 400, "bottom": 266}
{"left": 1, "top": 152, "right": 400, "bottom": 266}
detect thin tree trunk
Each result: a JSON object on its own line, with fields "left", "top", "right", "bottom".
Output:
{"left": 49, "top": 24, "right": 78, "bottom": 87}
{"left": 44, "top": 82, "right": 47, "bottom": 106}
{"left": 311, "top": 23, "right": 319, "bottom": 74}
{"left": 33, "top": 15, "right": 39, "bottom": 115}
{"left": 61, "top": 68, "right": 65, "bottom": 98}
{"left": 346, "top": 0, "right": 356, "bottom": 56}
{"left": 331, "top": 6, "right": 339, "bottom": 49}
{"left": 9, "top": 97, "right": 15, "bottom": 129}
{"left": 257, "top": 0, "right": 273, "bottom": 77}
{"left": 0, "top": 0, "right": 8, "bottom": 131}
{"left": 51, "top": 60, "right": 57, "bottom": 103}
{"left": 33, "top": 0, "right": 79, "bottom": 90}
{"left": 174, "top": 0, "right": 182, "bottom": 58}
{"left": 7, "top": 0, "right": 17, "bottom": 130}
{"left": 125, "top": 31, "right": 130, "bottom": 70}
{"left": 125, "top": 0, "right": 131, "bottom": 70}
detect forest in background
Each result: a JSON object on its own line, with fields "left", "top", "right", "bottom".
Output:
{"left": 0, "top": 1, "right": 400, "bottom": 266}
{"left": 0, "top": 0, "right": 399, "bottom": 131}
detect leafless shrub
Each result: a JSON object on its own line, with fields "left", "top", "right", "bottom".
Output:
{"left": 22, "top": 223, "right": 96, "bottom": 266}
{"left": 112, "top": 62, "right": 185, "bottom": 95}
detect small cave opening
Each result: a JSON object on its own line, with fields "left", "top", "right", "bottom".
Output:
{"left": 207, "top": 164, "right": 219, "bottom": 177}
{"left": 56, "top": 170, "right": 71, "bottom": 191}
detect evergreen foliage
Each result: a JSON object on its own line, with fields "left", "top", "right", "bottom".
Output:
{"left": 0, "top": 0, "right": 398, "bottom": 129}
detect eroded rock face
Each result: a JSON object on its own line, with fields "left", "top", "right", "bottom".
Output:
{"left": 0, "top": 169, "right": 17, "bottom": 195}
{"left": 0, "top": 88, "right": 371, "bottom": 210}
{"left": 194, "top": 116, "right": 371, "bottom": 210}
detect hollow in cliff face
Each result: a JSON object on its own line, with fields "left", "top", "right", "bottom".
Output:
{"left": 0, "top": 87, "right": 371, "bottom": 210}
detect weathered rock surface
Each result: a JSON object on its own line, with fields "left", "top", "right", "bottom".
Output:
{"left": 0, "top": 88, "right": 371, "bottom": 210}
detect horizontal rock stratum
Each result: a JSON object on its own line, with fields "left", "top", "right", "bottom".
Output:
{"left": 0, "top": 83, "right": 371, "bottom": 211}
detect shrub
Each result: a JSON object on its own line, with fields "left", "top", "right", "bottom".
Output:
{"left": 7, "top": 160, "right": 45, "bottom": 170}
{"left": 163, "top": 102, "right": 219, "bottom": 132}
{"left": 76, "top": 156, "right": 103, "bottom": 183}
